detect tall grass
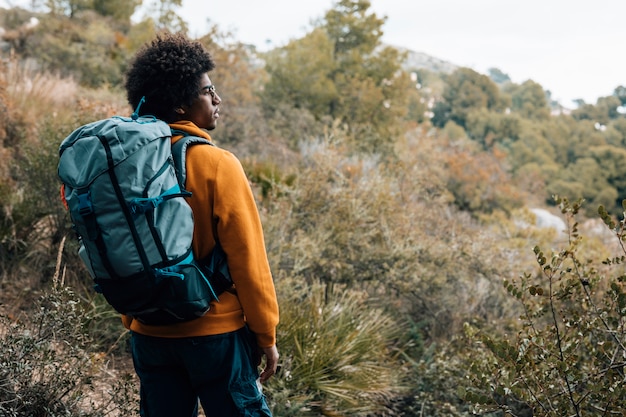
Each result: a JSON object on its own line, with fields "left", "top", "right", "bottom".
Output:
{"left": 268, "top": 280, "right": 405, "bottom": 416}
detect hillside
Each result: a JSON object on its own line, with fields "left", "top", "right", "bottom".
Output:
{"left": 397, "top": 45, "right": 458, "bottom": 74}
{"left": 1, "top": 2, "right": 626, "bottom": 416}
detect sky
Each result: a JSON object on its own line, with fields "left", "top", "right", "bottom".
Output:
{"left": 171, "top": 0, "right": 626, "bottom": 108}
{"left": 1, "top": 0, "right": 624, "bottom": 107}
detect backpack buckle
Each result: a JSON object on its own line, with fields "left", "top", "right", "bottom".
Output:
{"left": 77, "top": 191, "right": 94, "bottom": 216}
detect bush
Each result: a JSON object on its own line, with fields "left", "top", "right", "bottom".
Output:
{"left": 458, "top": 198, "right": 626, "bottom": 416}
{"left": 0, "top": 242, "right": 137, "bottom": 416}
{"left": 0, "top": 62, "right": 127, "bottom": 310}
{"left": 257, "top": 127, "right": 539, "bottom": 415}
{"left": 266, "top": 280, "right": 405, "bottom": 416}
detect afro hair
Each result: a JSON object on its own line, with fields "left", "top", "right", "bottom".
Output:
{"left": 125, "top": 32, "right": 216, "bottom": 122}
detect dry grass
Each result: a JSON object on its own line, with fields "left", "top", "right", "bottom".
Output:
{"left": 5, "top": 58, "right": 78, "bottom": 107}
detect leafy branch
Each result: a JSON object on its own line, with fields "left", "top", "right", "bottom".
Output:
{"left": 460, "top": 197, "right": 626, "bottom": 416}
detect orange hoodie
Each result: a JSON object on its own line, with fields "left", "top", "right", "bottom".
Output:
{"left": 122, "top": 121, "right": 279, "bottom": 348}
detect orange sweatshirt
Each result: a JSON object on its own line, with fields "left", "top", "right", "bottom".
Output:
{"left": 122, "top": 121, "right": 279, "bottom": 348}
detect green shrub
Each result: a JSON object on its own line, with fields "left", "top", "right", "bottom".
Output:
{"left": 266, "top": 279, "right": 405, "bottom": 416}
{"left": 458, "top": 198, "right": 626, "bottom": 416}
{"left": 0, "top": 242, "right": 136, "bottom": 416}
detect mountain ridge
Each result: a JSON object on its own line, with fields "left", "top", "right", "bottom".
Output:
{"left": 395, "top": 46, "right": 458, "bottom": 74}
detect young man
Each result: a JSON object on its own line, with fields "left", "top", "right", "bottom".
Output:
{"left": 122, "top": 32, "right": 279, "bottom": 417}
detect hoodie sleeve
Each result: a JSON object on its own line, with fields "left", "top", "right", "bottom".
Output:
{"left": 184, "top": 143, "right": 279, "bottom": 347}
{"left": 214, "top": 152, "right": 279, "bottom": 347}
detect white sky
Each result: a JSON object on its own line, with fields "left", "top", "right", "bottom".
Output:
{"left": 2, "top": 0, "right": 624, "bottom": 107}
{"left": 175, "top": 0, "right": 626, "bottom": 107}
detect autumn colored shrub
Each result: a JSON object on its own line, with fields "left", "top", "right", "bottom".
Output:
{"left": 257, "top": 126, "right": 538, "bottom": 415}
{"left": 0, "top": 62, "right": 126, "bottom": 310}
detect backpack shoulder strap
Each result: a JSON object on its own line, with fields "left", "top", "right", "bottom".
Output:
{"left": 171, "top": 133, "right": 231, "bottom": 285}
{"left": 171, "top": 133, "right": 213, "bottom": 186}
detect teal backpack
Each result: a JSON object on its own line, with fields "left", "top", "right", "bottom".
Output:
{"left": 58, "top": 111, "right": 230, "bottom": 325}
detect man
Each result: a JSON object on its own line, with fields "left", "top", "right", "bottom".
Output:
{"left": 122, "top": 32, "right": 279, "bottom": 417}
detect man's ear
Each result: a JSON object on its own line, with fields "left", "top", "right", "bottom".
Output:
{"left": 175, "top": 108, "right": 185, "bottom": 115}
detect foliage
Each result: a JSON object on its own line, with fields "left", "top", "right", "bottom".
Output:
{"left": 263, "top": 0, "right": 413, "bottom": 153}
{"left": 1, "top": 1, "right": 171, "bottom": 89}
{"left": 261, "top": 125, "right": 524, "bottom": 359}
{"left": 139, "top": 0, "right": 188, "bottom": 33}
{"left": 403, "top": 347, "right": 473, "bottom": 417}
{"left": 505, "top": 80, "right": 551, "bottom": 121}
{"left": 487, "top": 67, "right": 511, "bottom": 85}
{"left": 0, "top": 242, "right": 136, "bottom": 416}
{"left": 29, "top": 12, "right": 130, "bottom": 87}
{"left": 266, "top": 280, "right": 404, "bottom": 416}
{"left": 572, "top": 95, "right": 623, "bottom": 124}
{"left": 262, "top": 127, "right": 420, "bottom": 293}
{"left": 443, "top": 137, "right": 523, "bottom": 214}
{"left": 92, "top": 0, "right": 141, "bottom": 24}
{"left": 326, "top": 1, "right": 414, "bottom": 152}
{"left": 198, "top": 28, "right": 269, "bottom": 147}
{"left": 3, "top": 2, "right": 626, "bottom": 416}
{"left": 15, "top": 0, "right": 140, "bottom": 23}
{"left": 325, "top": 0, "right": 384, "bottom": 56}
{"left": 458, "top": 198, "right": 626, "bottom": 416}
{"left": 464, "top": 108, "right": 523, "bottom": 148}
{"left": 0, "top": 58, "right": 126, "bottom": 308}
{"left": 263, "top": 29, "right": 337, "bottom": 120}
{"left": 432, "top": 67, "right": 507, "bottom": 129}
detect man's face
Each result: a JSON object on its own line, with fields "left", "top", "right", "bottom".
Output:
{"left": 182, "top": 73, "right": 221, "bottom": 130}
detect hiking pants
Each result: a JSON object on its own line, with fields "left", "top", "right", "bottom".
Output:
{"left": 130, "top": 326, "right": 272, "bottom": 417}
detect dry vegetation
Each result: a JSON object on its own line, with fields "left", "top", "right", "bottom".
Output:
{"left": 2, "top": 59, "right": 625, "bottom": 417}
{"left": 1, "top": 3, "right": 625, "bottom": 416}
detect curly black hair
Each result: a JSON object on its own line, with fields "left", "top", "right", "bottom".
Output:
{"left": 125, "top": 32, "right": 216, "bottom": 122}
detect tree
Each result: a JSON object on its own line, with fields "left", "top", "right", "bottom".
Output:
{"left": 613, "top": 85, "right": 626, "bottom": 106}
{"left": 507, "top": 129, "right": 557, "bottom": 173}
{"left": 543, "top": 153, "right": 622, "bottom": 215}
{"left": 596, "top": 95, "right": 623, "bottom": 121}
{"left": 572, "top": 95, "right": 622, "bottom": 124}
{"left": 198, "top": 28, "right": 268, "bottom": 146}
{"left": 263, "top": 0, "right": 412, "bottom": 152}
{"left": 487, "top": 67, "right": 510, "bottom": 85}
{"left": 465, "top": 108, "right": 523, "bottom": 148}
{"left": 588, "top": 145, "right": 626, "bottom": 213}
{"left": 433, "top": 67, "right": 505, "bottom": 129}
{"left": 508, "top": 80, "right": 550, "bottom": 120}
{"left": 41, "top": 0, "right": 140, "bottom": 21}
{"left": 537, "top": 116, "right": 577, "bottom": 166}
{"left": 142, "top": 0, "right": 187, "bottom": 33}
{"left": 93, "top": 0, "right": 141, "bottom": 24}
{"left": 574, "top": 121, "right": 607, "bottom": 160}
{"left": 323, "top": 0, "right": 410, "bottom": 151}
{"left": 24, "top": 12, "right": 129, "bottom": 87}
{"left": 606, "top": 118, "right": 626, "bottom": 147}
{"left": 324, "top": 0, "right": 384, "bottom": 57}
{"left": 264, "top": 29, "right": 337, "bottom": 119}
{"left": 44, "top": 0, "right": 92, "bottom": 17}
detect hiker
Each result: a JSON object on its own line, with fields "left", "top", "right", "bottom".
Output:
{"left": 122, "top": 32, "right": 279, "bottom": 416}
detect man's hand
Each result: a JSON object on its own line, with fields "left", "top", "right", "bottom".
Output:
{"left": 259, "top": 345, "right": 279, "bottom": 383}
